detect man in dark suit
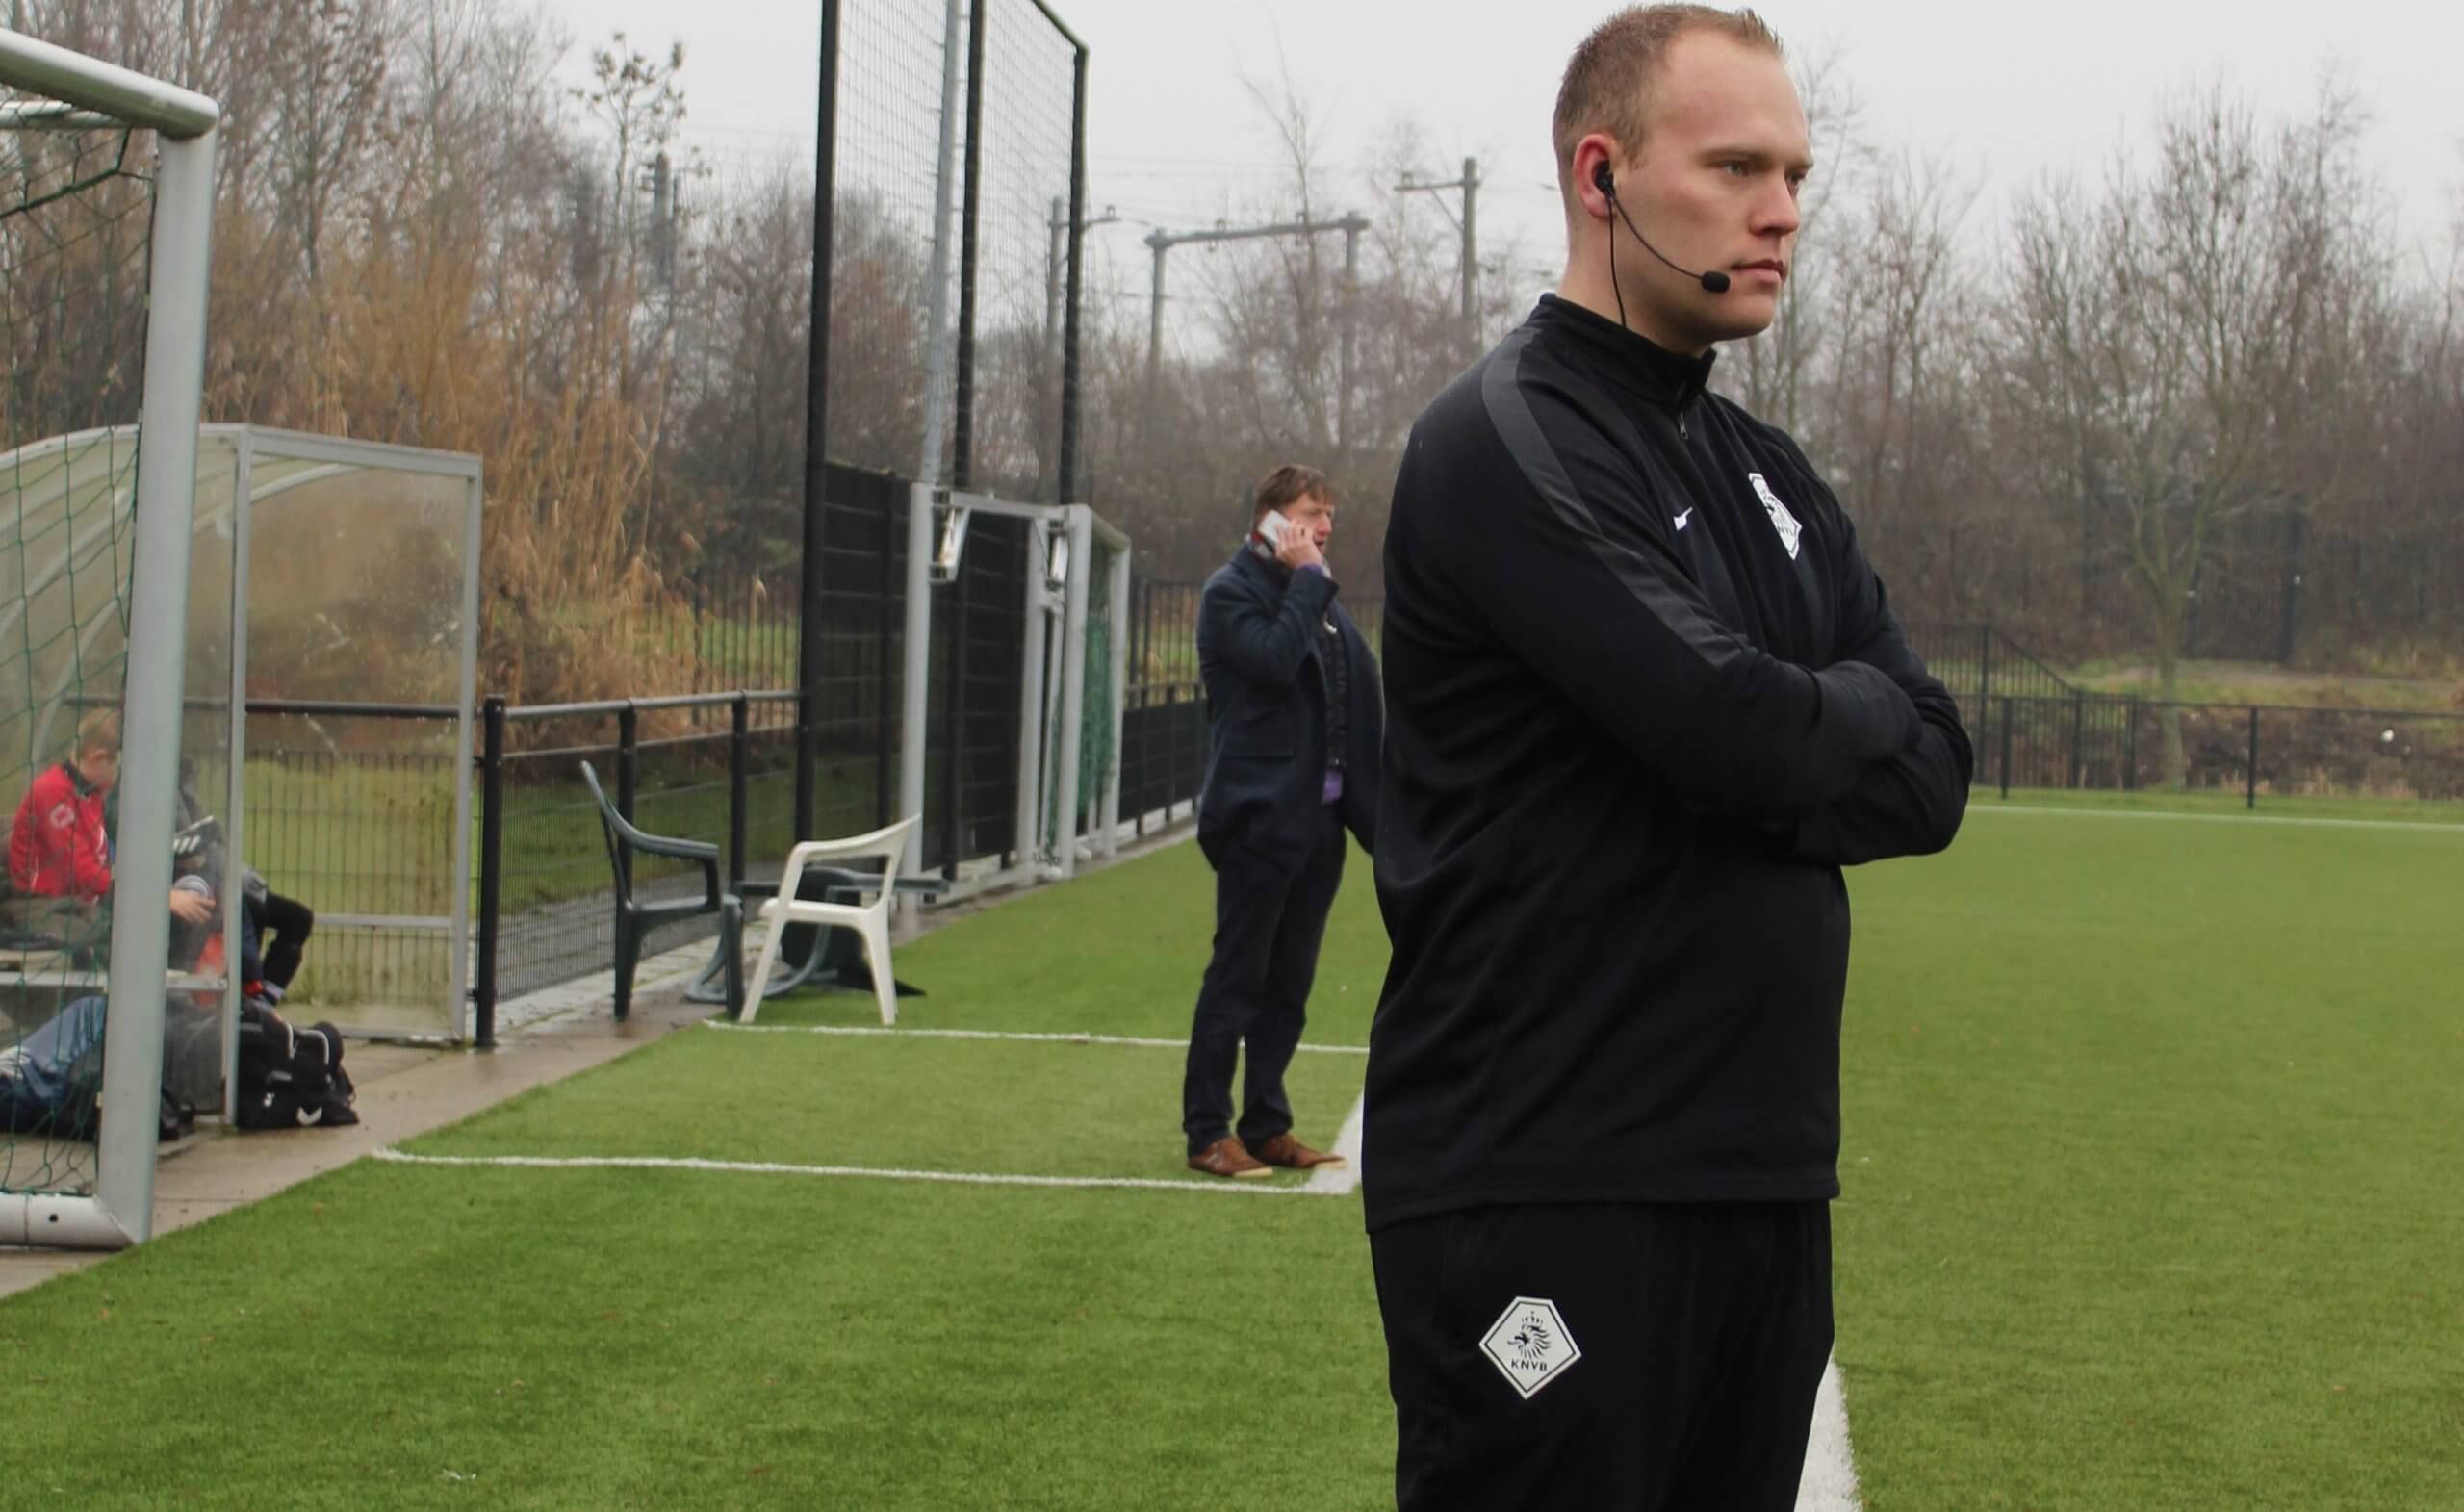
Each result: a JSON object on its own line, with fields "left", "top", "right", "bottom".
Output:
{"left": 1182, "top": 464, "right": 1383, "bottom": 1179}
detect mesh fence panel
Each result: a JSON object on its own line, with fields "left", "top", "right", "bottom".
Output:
{"left": 957, "top": 0, "right": 1077, "bottom": 500}
{"left": 832, "top": 0, "right": 957, "bottom": 477}
{"left": 813, "top": 463, "right": 908, "bottom": 835}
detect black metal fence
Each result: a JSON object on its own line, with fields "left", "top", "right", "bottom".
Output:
{"left": 666, "top": 575, "right": 804, "bottom": 701}
{"left": 1113, "top": 604, "right": 2464, "bottom": 831}
{"left": 460, "top": 471, "right": 1055, "bottom": 1040}
{"left": 1120, "top": 579, "right": 1203, "bottom": 833}
{"left": 2042, "top": 511, "right": 2464, "bottom": 668}
{"left": 471, "top": 690, "right": 824, "bottom": 1047}
{"left": 1900, "top": 624, "right": 2464, "bottom": 804}
{"left": 226, "top": 606, "right": 2458, "bottom": 1048}
{"left": 1118, "top": 577, "right": 1386, "bottom": 834}
{"left": 1975, "top": 695, "right": 2464, "bottom": 806}
{"left": 1902, "top": 622, "right": 2076, "bottom": 711}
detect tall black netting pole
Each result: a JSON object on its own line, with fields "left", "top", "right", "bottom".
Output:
{"left": 1059, "top": 37, "right": 1087, "bottom": 504}
{"left": 796, "top": 0, "right": 844, "bottom": 841}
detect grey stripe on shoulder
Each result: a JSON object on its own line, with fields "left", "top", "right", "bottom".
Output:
{"left": 1478, "top": 327, "right": 1736, "bottom": 670}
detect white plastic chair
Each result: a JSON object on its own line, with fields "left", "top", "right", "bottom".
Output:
{"left": 740, "top": 815, "right": 920, "bottom": 1026}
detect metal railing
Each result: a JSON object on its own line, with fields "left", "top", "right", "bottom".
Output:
{"left": 1120, "top": 577, "right": 1385, "bottom": 835}
{"left": 1122, "top": 579, "right": 1202, "bottom": 835}
{"left": 1902, "top": 622, "right": 2078, "bottom": 709}
{"left": 470, "top": 689, "right": 819, "bottom": 1047}
{"left": 1977, "top": 694, "right": 2464, "bottom": 807}
{"left": 212, "top": 619, "right": 2464, "bottom": 1052}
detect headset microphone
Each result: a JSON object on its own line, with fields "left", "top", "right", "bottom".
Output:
{"left": 1593, "top": 162, "right": 1732, "bottom": 296}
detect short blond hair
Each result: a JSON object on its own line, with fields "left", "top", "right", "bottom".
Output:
{"left": 76, "top": 707, "right": 120, "bottom": 757}
{"left": 1553, "top": 5, "right": 1784, "bottom": 199}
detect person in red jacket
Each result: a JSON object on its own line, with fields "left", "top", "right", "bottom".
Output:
{"left": 5, "top": 709, "right": 214, "bottom": 945}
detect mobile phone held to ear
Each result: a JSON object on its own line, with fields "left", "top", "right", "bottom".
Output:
{"left": 1247, "top": 509, "right": 1291, "bottom": 562}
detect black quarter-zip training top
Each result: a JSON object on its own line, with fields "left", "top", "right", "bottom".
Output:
{"left": 1364, "top": 295, "right": 1972, "bottom": 1230}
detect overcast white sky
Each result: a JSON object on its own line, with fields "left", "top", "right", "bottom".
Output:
{"left": 534, "top": 0, "right": 2463, "bottom": 318}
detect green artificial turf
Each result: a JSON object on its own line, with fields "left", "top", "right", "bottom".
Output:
{"left": 5, "top": 804, "right": 2458, "bottom": 1509}
{"left": 1836, "top": 802, "right": 2464, "bottom": 1508}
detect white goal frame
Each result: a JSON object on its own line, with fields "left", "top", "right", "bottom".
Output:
{"left": 0, "top": 28, "right": 219, "bottom": 1249}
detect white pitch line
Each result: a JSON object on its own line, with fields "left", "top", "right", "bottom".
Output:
{"left": 1968, "top": 803, "right": 2464, "bottom": 834}
{"left": 1305, "top": 1094, "right": 1366, "bottom": 1196}
{"left": 702, "top": 1022, "right": 1371, "bottom": 1055}
{"left": 372, "top": 1147, "right": 1356, "bottom": 1197}
{"left": 1795, "top": 1353, "right": 1860, "bottom": 1511}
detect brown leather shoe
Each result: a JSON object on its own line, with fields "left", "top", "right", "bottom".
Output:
{"left": 1250, "top": 1132, "right": 1346, "bottom": 1170}
{"left": 1188, "top": 1137, "right": 1273, "bottom": 1179}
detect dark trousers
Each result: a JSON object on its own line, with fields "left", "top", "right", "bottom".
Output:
{"left": 251, "top": 889, "right": 313, "bottom": 989}
{"left": 1181, "top": 807, "right": 1346, "bottom": 1156}
{"left": 1371, "top": 1201, "right": 1834, "bottom": 1512}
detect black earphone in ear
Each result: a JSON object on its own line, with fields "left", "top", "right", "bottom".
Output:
{"left": 1591, "top": 158, "right": 1731, "bottom": 299}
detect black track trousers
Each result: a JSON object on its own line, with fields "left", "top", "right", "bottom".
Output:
{"left": 1371, "top": 1201, "right": 1834, "bottom": 1512}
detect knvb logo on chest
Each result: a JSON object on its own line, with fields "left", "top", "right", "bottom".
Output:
{"left": 1748, "top": 473, "right": 1802, "bottom": 560}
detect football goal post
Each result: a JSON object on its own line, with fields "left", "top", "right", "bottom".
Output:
{"left": 0, "top": 28, "right": 219, "bottom": 1249}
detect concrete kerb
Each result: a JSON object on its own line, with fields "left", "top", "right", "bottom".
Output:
{"left": 0, "top": 820, "right": 1200, "bottom": 1298}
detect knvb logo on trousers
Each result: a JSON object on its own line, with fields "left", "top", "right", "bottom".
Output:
{"left": 1479, "top": 1295, "right": 1581, "bottom": 1400}
{"left": 1748, "top": 472, "right": 1802, "bottom": 559}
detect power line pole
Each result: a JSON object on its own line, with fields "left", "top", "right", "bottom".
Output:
{"left": 648, "top": 151, "right": 676, "bottom": 295}
{"left": 1397, "top": 156, "right": 1481, "bottom": 350}
{"left": 1340, "top": 217, "right": 1361, "bottom": 453}
{"left": 1049, "top": 196, "right": 1119, "bottom": 372}
{"left": 1142, "top": 211, "right": 1372, "bottom": 436}
{"left": 1046, "top": 196, "right": 1116, "bottom": 500}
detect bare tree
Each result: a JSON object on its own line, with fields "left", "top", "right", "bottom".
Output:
{"left": 1824, "top": 151, "right": 1982, "bottom": 565}
{"left": 268, "top": 0, "right": 396, "bottom": 287}
{"left": 572, "top": 33, "right": 686, "bottom": 278}
{"left": 1726, "top": 48, "right": 1869, "bottom": 433}
{"left": 2003, "top": 82, "right": 2387, "bottom": 782}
